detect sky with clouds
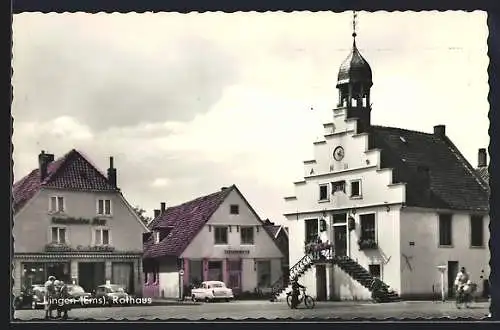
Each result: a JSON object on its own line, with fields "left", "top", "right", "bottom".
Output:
{"left": 12, "top": 11, "right": 489, "bottom": 224}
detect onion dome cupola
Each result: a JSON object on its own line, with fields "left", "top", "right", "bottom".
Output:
{"left": 336, "top": 11, "right": 373, "bottom": 133}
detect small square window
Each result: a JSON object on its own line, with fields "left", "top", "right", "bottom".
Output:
{"left": 332, "top": 181, "right": 346, "bottom": 194}
{"left": 230, "top": 204, "right": 239, "bottom": 215}
{"left": 369, "top": 264, "right": 381, "bottom": 278}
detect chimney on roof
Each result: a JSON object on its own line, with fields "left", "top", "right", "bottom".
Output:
{"left": 160, "top": 202, "right": 166, "bottom": 214}
{"left": 38, "top": 150, "right": 55, "bottom": 181}
{"left": 478, "top": 148, "right": 487, "bottom": 168}
{"left": 154, "top": 209, "right": 161, "bottom": 218}
{"left": 221, "top": 187, "right": 228, "bottom": 191}
{"left": 107, "top": 156, "right": 117, "bottom": 188}
{"left": 433, "top": 125, "right": 446, "bottom": 137}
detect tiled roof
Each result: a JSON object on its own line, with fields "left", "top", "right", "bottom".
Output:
{"left": 264, "top": 225, "right": 281, "bottom": 238}
{"left": 143, "top": 186, "right": 233, "bottom": 258}
{"left": 143, "top": 185, "right": 281, "bottom": 259}
{"left": 370, "top": 126, "right": 489, "bottom": 211}
{"left": 476, "top": 167, "right": 489, "bottom": 187}
{"left": 13, "top": 149, "right": 117, "bottom": 214}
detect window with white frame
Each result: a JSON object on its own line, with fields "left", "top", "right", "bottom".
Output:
{"left": 214, "top": 226, "right": 228, "bottom": 244}
{"left": 240, "top": 226, "right": 254, "bottom": 244}
{"left": 319, "top": 184, "right": 329, "bottom": 201}
{"left": 230, "top": 204, "right": 240, "bottom": 215}
{"left": 51, "top": 227, "right": 67, "bottom": 244}
{"left": 94, "top": 228, "right": 110, "bottom": 245}
{"left": 470, "top": 215, "right": 484, "bottom": 247}
{"left": 360, "top": 214, "right": 376, "bottom": 240}
{"left": 97, "top": 199, "right": 112, "bottom": 215}
{"left": 153, "top": 231, "right": 160, "bottom": 244}
{"left": 49, "top": 196, "right": 65, "bottom": 213}
{"left": 350, "top": 179, "right": 362, "bottom": 198}
{"left": 438, "top": 214, "right": 452, "bottom": 247}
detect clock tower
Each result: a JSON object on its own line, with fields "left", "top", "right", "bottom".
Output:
{"left": 336, "top": 11, "right": 373, "bottom": 133}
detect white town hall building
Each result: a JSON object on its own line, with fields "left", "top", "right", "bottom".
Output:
{"left": 276, "top": 19, "right": 490, "bottom": 301}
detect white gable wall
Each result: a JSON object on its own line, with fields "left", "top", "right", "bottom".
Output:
{"left": 181, "top": 188, "right": 284, "bottom": 292}
{"left": 181, "top": 189, "right": 283, "bottom": 259}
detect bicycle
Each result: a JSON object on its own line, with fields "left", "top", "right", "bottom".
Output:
{"left": 286, "top": 288, "right": 315, "bottom": 309}
{"left": 455, "top": 283, "right": 476, "bottom": 309}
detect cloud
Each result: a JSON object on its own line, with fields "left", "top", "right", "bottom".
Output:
{"left": 12, "top": 11, "right": 489, "bottom": 223}
{"left": 13, "top": 15, "right": 239, "bottom": 131}
{"left": 151, "top": 178, "right": 171, "bottom": 188}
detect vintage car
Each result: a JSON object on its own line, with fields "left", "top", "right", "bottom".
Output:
{"left": 14, "top": 284, "right": 46, "bottom": 310}
{"left": 64, "top": 284, "right": 92, "bottom": 307}
{"left": 190, "top": 281, "right": 234, "bottom": 302}
{"left": 93, "top": 284, "right": 131, "bottom": 306}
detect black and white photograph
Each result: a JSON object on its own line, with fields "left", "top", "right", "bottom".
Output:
{"left": 11, "top": 10, "right": 492, "bottom": 321}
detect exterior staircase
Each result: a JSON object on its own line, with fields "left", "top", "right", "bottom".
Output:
{"left": 269, "top": 253, "right": 314, "bottom": 301}
{"left": 270, "top": 244, "right": 401, "bottom": 303}
{"left": 334, "top": 255, "right": 401, "bottom": 302}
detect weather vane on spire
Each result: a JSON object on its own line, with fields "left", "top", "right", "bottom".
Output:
{"left": 352, "top": 10, "right": 358, "bottom": 39}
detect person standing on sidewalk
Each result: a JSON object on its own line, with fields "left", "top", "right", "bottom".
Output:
{"left": 43, "top": 276, "right": 57, "bottom": 319}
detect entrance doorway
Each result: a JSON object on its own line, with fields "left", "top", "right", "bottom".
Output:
{"left": 78, "top": 262, "right": 105, "bottom": 293}
{"left": 112, "top": 262, "right": 135, "bottom": 293}
{"left": 207, "top": 261, "right": 223, "bottom": 281}
{"left": 227, "top": 260, "right": 242, "bottom": 294}
{"left": 316, "top": 265, "right": 327, "bottom": 301}
{"left": 447, "top": 261, "right": 459, "bottom": 298}
{"left": 333, "top": 225, "right": 348, "bottom": 256}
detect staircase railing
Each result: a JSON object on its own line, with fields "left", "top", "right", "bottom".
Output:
{"left": 270, "top": 244, "right": 335, "bottom": 299}
{"left": 270, "top": 253, "right": 313, "bottom": 298}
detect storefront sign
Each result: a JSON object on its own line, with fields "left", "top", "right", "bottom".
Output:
{"left": 224, "top": 249, "right": 250, "bottom": 255}
{"left": 44, "top": 244, "right": 115, "bottom": 252}
{"left": 51, "top": 217, "right": 107, "bottom": 226}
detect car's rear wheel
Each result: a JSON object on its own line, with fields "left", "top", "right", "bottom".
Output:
{"left": 204, "top": 297, "right": 210, "bottom": 303}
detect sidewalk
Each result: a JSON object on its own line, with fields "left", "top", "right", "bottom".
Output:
{"left": 150, "top": 298, "right": 201, "bottom": 306}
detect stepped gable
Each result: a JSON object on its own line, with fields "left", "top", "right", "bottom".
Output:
{"left": 369, "top": 125, "right": 489, "bottom": 211}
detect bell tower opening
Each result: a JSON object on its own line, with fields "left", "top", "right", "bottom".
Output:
{"left": 335, "top": 11, "right": 373, "bottom": 133}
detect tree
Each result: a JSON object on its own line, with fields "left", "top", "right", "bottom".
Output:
{"left": 133, "top": 206, "right": 152, "bottom": 226}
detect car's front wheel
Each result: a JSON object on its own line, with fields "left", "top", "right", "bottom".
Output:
{"left": 191, "top": 294, "right": 197, "bottom": 302}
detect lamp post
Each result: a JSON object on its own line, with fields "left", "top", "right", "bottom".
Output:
{"left": 437, "top": 265, "right": 447, "bottom": 302}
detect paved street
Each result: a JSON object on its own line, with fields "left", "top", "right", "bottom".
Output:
{"left": 13, "top": 300, "right": 490, "bottom": 321}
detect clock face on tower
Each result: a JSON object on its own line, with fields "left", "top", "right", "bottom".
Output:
{"left": 333, "top": 146, "right": 345, "bottom": 161}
